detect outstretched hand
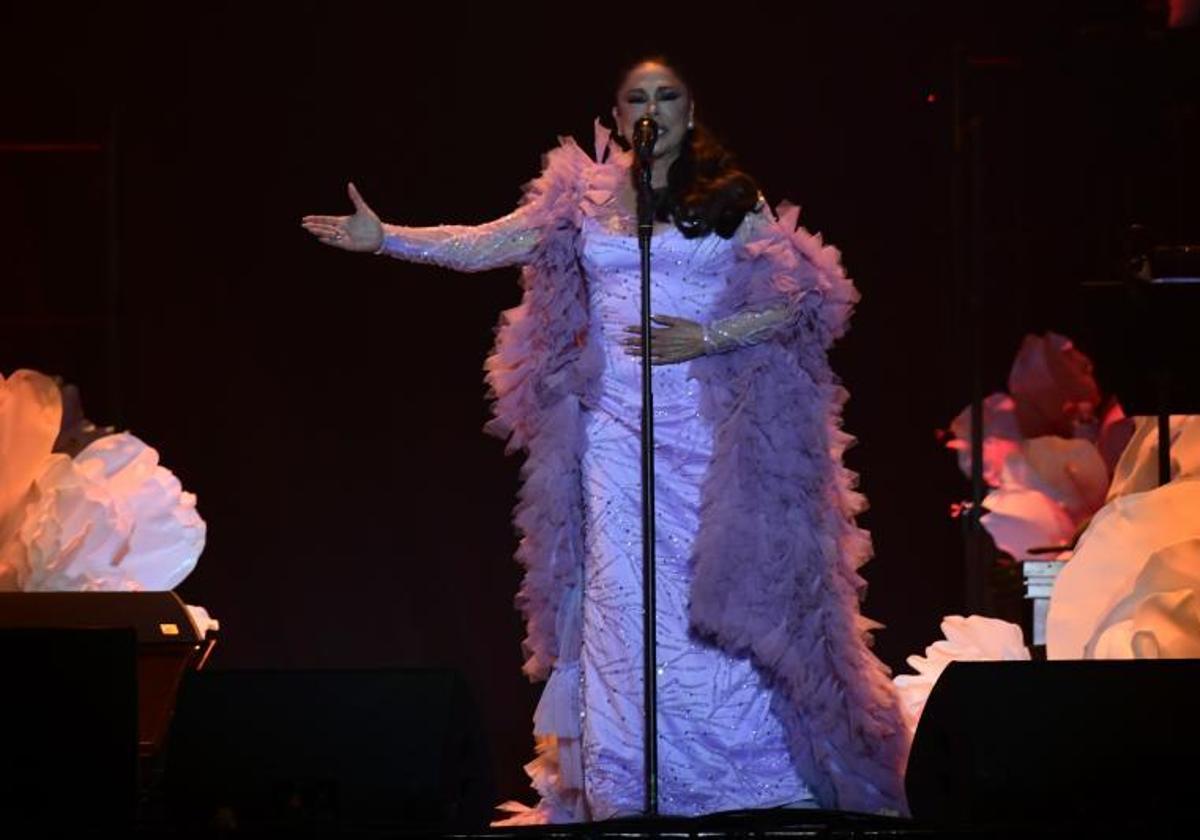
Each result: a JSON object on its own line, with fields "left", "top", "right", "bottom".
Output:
{"left": 623, "top": 315, "right": 707, "bottom": 365}
{"left": 301, "top": 182, "right": 384, "bottom": 253}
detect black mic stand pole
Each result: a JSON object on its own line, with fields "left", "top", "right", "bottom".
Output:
{"left": 634, "top": 117, "right": 659, "bottom": 817}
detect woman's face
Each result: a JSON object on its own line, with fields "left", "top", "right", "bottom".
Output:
{"left": 613, "top": 61, "right": 693, "bottom": 160}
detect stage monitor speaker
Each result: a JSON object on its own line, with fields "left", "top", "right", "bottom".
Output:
{"left": 0, "top": 628, "right": 138, "bottom": 828}
{"left": 0, "top": 591, "right": 213, "bottom": 757}
{"left": 906, "top": 659, "right": 1200, "bottom": 827}
{"left": 163, "top": 668, "right": 494, "bottom": 831}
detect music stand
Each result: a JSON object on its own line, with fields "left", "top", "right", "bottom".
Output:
{"left": 1081, "top": 245, "right": 1200, "bottom": 485}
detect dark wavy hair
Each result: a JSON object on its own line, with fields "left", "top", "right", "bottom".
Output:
{"left": 611, "top": 56, "right": 761, "bottom": 239}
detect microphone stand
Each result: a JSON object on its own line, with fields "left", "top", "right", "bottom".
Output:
{"left": 633, "top": 119, "right": 659, "bottom": 817}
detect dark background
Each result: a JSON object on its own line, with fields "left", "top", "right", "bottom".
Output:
{"left": 3, "top": 0, "right": 1196, "bottom": 804}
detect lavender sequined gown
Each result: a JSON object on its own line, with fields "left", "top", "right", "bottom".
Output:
{"left": 545, "top": 215, "right": 814, "bottom": 818}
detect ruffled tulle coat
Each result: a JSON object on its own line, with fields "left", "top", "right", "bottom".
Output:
{"left": 484, "top": 122, "right": 908, "bottom": 815}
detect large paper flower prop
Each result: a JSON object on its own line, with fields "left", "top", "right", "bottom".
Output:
{"left": 1047, "top": 479, "right": 1200, "bottom": 660}
{"left": 893, "top": 615, "right": 1030, "bottom": 734}
{"left": 944, "top": 333, "right": 1133, "bottom": 559}
{"left": 0, "top": 369, "right": 205, "bottom": 592}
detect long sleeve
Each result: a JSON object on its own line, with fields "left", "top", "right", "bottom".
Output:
{"left": 375, "top": 203, "right": 543, "bottom": 273}
{"left": 698, "top": 203, "right": 811, "bottom": 354}
{"left": 701, "top": 304, "right": 795, "bottom": 354}
{"left": 375, "top": 130, "right": 595, "bottom": 275}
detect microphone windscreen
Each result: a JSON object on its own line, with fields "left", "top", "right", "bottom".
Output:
{"left": 633, "top": 117, "right": 658, "bottom": 155}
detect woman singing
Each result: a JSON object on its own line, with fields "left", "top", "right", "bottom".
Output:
{"left": 302, "top": 56, "right": 907, "bottom": 823}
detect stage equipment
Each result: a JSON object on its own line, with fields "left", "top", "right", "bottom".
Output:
{"left": 1083, "top": 240, "right": 1200, "bottom": 485}
{"left": 0, "top": 627, "right": 138, "bottom": 827}
{"left": 0, "top": 591, "right": 215, "bottom": 758}
{"left": 633, "top": 112, "right": 661, "bottom": 816}
{"left": 906, "top": 659, "right": 1200, "bottom": 827}
{"left": 163, "top": 668, "right": 493, "bottom": 831}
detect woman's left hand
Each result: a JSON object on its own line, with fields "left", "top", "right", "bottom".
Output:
{"left": 623, "top": 315, "right": 706, "bottom": 365}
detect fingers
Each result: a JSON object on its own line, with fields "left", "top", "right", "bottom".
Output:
{"left": 627, "top": 349, "right": 699, "bottom": 365}
{"left": 622, "top": 335, "right": 700, "bottom": 364}
{"left": 622, "top": 327, "right": 676, "bottom": 350}
{"left": 301, "top": 216, "right": 348, "bottom": 242}
{"left": 301, "top": 221, "right": 340, "bottom": 237}
{"left": 626, "top": 315, "right": 686, "bottom": 331}
{"left": 621, "top": 316, "right": 703, "bottom": 364}
{"left": 300, "top": 221, "right": 342, "bottom": 243}
{"left": 348, "top": 181, "right": 368, "bottom": 212}
{"left": 300, "top": 218, "right": 350, "bottom": 248}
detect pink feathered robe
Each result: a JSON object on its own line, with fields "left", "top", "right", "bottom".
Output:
{"left": 483, "top": 122, "right": 908, "bottom": 817}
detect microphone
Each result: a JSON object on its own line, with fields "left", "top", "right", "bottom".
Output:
{"left": 632, "top": 116, "right": 658, "bottom": 162}
{"left": 632, "top": 116, "right": 658, "bottom": 199}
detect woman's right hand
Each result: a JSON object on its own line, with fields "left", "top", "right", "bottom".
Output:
{"left": 301, "top": 182, "right": 384, "bottom": 253}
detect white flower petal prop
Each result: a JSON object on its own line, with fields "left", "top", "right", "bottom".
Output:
{"left": 980, "top": 487, "right": 1075, "bottom": 560}
{"left": 0, "top": 370, "right": 63, "bottom": 588}
{"left": 1046, "top": 478, "right": 1200, "bottom": 660}
{"left": 946, "top": 393, "right": 1022, "bottom": 486}
{"left": 1007, "top": 437, "right": 1109, "bottom": 523}
{"left": 1086, "top": 538, "right": 1200, "bottom": 660}
{"left": 1006, "top": 333, "right": 1100, "bottom": 439}
{"left": 977, "top": 438, "right": 1111, "bottom": 559}
{"left": 17, "top": 433, "right": 206, "bottom": 591}
{"left": 893, "top": 615, "right": 1030, "bottom": 734}
{"left": 1106, "top": 416, "right": 1200, "bottom": 503}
